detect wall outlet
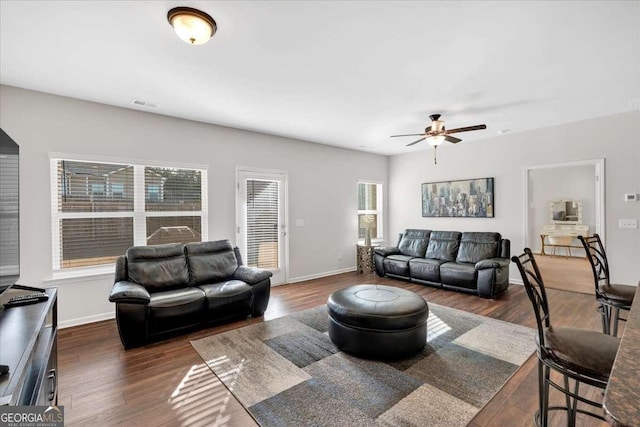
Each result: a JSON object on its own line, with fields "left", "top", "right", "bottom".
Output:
{"left": 619, "top": 219, "right": 638, "bottom": 229}
{"left": 337, "top": 252, "right": 342, "bottom": 261}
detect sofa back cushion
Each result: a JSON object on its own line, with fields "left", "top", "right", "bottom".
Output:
{"left": 456, "top": 232, "right": 501, "bottom": 264}
{"left": 397, "top": 229, "right": 431, "bottom": 257}
{"left": 127, "top": 243, "right": 189, "bottom": 292}
{"left": 425, "top": 231, "right": 461, "bottom": 261}
{"left": 185, "top": 240, "right": 239, "bottom": 285}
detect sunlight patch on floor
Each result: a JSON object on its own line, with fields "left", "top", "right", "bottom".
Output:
{"left": 427, "top": 312, "right": 452, "bottom": 341}
{"left": 169, "top": 362, "right": 239, "bottom": 426}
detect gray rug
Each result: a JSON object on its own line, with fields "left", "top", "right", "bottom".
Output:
{"left": 192, "top": 303, "right": 536, "bottom": 427}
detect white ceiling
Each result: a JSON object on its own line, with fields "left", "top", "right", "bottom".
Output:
{"left": 1, "top": 1, "right": 639, "bottom": 155}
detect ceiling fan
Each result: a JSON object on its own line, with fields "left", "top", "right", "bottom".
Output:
{"left": 390, "top": 114, "right": 487, "bottom": 164}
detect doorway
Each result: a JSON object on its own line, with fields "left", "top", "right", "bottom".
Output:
{"left": 523, "top": 159, "right": 605, "bottom": 294}
{"left": 236, "top": 167, "right": 288, "bottom": 285}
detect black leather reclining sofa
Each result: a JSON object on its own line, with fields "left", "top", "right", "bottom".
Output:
{"left": 374, "top": 229, "right": 510, "bottom": 298}
{"left": 108, "top": 239, "right": 272, "bottom": 348}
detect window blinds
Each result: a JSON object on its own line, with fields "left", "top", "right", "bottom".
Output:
{"left": 246, "top": 179, "right": 279, "bottom": 269}
{"left": 51, "top": 159, "right": 206, "bottom": 270}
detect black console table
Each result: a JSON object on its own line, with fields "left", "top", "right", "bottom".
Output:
{"left": 0, "top": 287, "right": 58, "bottom": 406}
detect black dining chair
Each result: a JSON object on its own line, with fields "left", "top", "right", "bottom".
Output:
{"left": 512, "top": 248, "right": 620, "bottom": 427}
{"left": 578, "top": 234, "right": 635, "bottom": 336}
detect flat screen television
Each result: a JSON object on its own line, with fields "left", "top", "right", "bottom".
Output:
{"left": 0, "top": 128, "right": 20, "bottom": 298}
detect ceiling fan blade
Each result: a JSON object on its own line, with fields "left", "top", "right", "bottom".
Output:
{"left": 406, "top": 137, "right": 426, "bottom": 147}
{"left": 445, "top": 124, "right": 487, "bottom": 134}
{"left": 444, "top": 135, "right": 462, "bottom": 144}
{"left": 390, "top": 133, "right": 425, "bottom": 138}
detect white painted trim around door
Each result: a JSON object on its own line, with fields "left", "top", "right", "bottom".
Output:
{"left": 522, "top": 158, "right": 606, "bottom": 251}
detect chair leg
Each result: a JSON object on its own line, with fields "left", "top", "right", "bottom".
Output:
{"left": 612, "top": 307, "right": 620, "bottom": 337}
{"left": 541, "top": 363, "right": 550, "bottom": 427}
{"left": 571, "top": 380, "right": 580, "bottom": 427}
{"left": 598, "top": 304, "right": 607, "bottom": 335}
{"left": 600, "top": 304, "right": 611, "bottom": 335}
{"left": 563, "top": 375, "right": 573, "bottom": 427}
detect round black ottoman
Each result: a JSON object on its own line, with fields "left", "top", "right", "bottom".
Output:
{"left": 327, "top": 284, "right": 428, "bottom": 359}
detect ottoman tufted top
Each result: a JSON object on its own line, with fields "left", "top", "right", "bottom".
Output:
{"left": 327, "top": 284, "right": 429, "bottom": 331}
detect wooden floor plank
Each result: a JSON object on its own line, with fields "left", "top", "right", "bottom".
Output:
{"left": 58, "top": 272, "right": 609, "bottom": 426}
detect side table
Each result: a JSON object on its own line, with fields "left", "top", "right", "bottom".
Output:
{"left": 357, "top": 244, "right": 378, "bottom": 273}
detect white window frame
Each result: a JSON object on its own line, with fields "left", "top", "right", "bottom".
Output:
{"left": 357, "top": 180, "right": 384, "bottom": 243}
{"left": 50, "top": 153, "right": 208, "bottom": 274}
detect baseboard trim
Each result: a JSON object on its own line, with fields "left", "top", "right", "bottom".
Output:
{"left": 288, "top": 266, "right": 357, "bottom": 284}
{"left": 509, "top": 278, "right": 524, "bottom": 286}
{"left": 59, "top": 311, "right": 115, "bottom": 329}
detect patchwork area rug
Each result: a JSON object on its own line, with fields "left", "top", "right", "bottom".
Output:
{"left": 192, "top": 303, "right": 536, "bottom": 426}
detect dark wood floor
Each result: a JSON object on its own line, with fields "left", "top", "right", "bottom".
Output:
{"left": 58, "top": 272, "right": 610, "bottom": 426}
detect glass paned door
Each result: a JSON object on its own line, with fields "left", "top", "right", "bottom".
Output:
{"left": 237, "top": 169, "right": 287, "bottom": 285}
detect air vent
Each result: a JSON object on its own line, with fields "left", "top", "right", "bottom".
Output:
{"left": 131, "top": 99, "right": 159, "bottom": 108}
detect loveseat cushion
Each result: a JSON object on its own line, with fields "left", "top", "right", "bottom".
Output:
{"left": 409, "top": 258, "right": 444, "bottom": 283}
{"left": 127, "top": 243, "right": 189, "bottom": 292}
{"left": 185, "top": 240, "right": 239, "bottom": 285}
{"left": 425, "top": 231, "right": 461, "bottom": 261}
{"left": 383, "top": 254, "right": 414, "bottom": 276}
{"left": 197, "top": 280, "right": 253, "bottom": 311}
{"left": 147, "top": 287, "right": 205, "bottom": 319}
{"left": 456, "top": 232, "right": 501, "bottom": 264}
{"left": 398, "top": 229, "right": 430, "bottom": 257}
{"left": 440, "top": 262, "right": 477, "bottom": 290}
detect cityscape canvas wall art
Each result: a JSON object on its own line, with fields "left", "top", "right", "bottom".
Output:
{"left": 422, "top": 177, "right": 494, "bottom": 218}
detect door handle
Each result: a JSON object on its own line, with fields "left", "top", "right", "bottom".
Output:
{"left": 281, "top": 232, "right": 287, "bottom": 236}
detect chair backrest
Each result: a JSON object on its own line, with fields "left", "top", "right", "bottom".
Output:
{"left": 425, "top": 231, "right": 461, "bottom": 261}
{"left": 456, "top": 232, "right": 501, "bottom": 264}
{"left": 511, "top": 248, "right": 551, "bottom": 350}
{"left": 126, "top": 243, "right": 189, "bottom": 292}
{"left": 578, "top": 234, "right": 610, "bottom": 296}
{"left": 184, "top": 240, "right": 239, "bottom": 286}
{"left": 397, "top": 229, "right": 431, "bottom": 257}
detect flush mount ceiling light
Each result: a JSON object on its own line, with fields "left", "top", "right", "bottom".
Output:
{"left": 167, "top": 7, "right": 217, "bottom": 45}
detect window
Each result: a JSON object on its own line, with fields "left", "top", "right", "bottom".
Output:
{"left": 357, "top": 181, "right": 383, "bottom": 241}
{"left": 51, "top": 158, "right": 207, "bottom": 270}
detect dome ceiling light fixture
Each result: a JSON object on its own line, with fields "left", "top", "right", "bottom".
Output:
{"left": 167, "top": 7, "right": 217, "bottom": 45}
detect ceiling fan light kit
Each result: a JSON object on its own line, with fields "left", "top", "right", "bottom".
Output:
{"left": 390, "top": 113, "right": 487, "bottom": 164}
{"left": 427, "top": 135, "right": 445, "bottom": 147}
{"left": 167, "top": 7, "right": 217, "bottom": 45}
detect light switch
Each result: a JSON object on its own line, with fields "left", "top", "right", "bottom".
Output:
{"left": 619, "top": 219, "right": 638, "bottom": 229}
{"left": 295, "top": 219, "right": 305, "bottom": 227}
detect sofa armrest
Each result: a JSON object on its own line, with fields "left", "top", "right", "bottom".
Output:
{"left": 374, "top": 247, "right": 401, "bottom": 257}
{"left": 114, "top": 255, "right": 128, "bottom": 283}
{"left": 475, "top": 258, "right": 510, "bottom": 270}
{"left": 109, "top": 281, "right": 151, "bottom": 304}
{"left": 233, "top": 265, "right": 273, "bottom": 285}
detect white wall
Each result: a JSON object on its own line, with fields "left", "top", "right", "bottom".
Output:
{"left": 528, "top": 165, "right": 595, "bottom": 255}
{"left": 0, "top": 85, "right": 389, "bottom": 326}
{"left": 389, "top": 110, "right": 640, "bottom": 286}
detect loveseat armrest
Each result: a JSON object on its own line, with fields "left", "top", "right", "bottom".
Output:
{"left": 233, "top": 266, "right": 273, "bottom": 285}
{"left": 475, "top": 258, "right": 510, "bottom": 270}
{"left": 374, "top": 247, "right": 401, "bottom": 257}
{"left": 109, "top": 281, "right": 151, "bottom": 304}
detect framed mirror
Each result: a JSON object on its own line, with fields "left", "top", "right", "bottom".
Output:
{"left": 549, "top": 199, "right": 582, "bottom": 224}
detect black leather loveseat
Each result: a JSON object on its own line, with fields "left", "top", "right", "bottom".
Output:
{"left": 374, "top": 229, "right": 510, "bottom": 298}
{"left": 108, "top": 239, "right": 272, "bottom": 348}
